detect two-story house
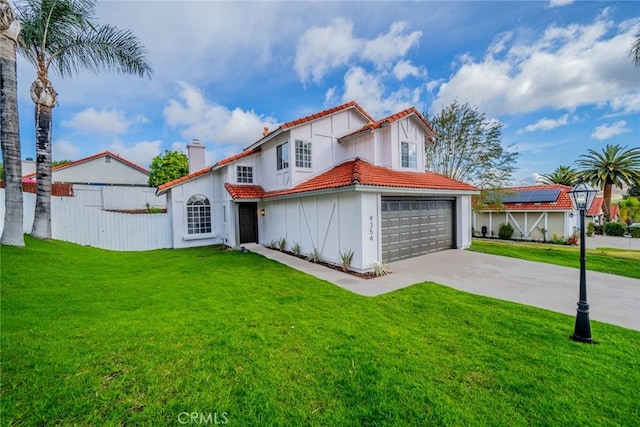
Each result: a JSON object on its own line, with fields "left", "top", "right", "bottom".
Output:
{"left": 157, "top": 101, "right": 478, "bottom": 272}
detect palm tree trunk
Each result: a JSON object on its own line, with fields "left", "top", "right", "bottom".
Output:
{"left": 0, "top": 0, "right": 24, "bottom": 247}
{"left": 602, "top": 181, "right": 612, "bottom": 222}
{"left": 31, "top": 103, "right": 53, "bottom": 239}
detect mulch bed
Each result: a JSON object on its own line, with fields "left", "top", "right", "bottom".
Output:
{"left": 267, "top": 247, "right": 377, "bottom": 280}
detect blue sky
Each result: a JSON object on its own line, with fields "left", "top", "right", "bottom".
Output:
{"left": 12, "top": 0, "right": 640, "bottom": 184}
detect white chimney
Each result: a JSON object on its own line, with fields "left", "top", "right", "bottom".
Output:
{"left": 187, "top": 139, "right": 206, "bottom": 174}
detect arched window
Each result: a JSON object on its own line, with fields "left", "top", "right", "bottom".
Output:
{"left": 187, "top": 194, "right": 211, "bottom": 234}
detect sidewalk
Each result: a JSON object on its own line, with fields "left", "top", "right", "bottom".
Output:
{"left": 244, "top": 244, "right": 640, "bottom": 331}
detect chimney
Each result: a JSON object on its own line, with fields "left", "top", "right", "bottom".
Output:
{"left": 263, "top": 126, "right": 269, "bottom": 136}
{"left": 187, "top": 139, "right": 206, "bottom": 174}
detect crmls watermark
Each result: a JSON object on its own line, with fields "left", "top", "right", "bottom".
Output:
{"left": 177, "top": 412, "right": 229, "bottom": 425}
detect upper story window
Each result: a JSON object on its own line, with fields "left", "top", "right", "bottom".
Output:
{"left": 277, "top": 142, "right": 289, "bottom": 170}
{"left": 401, "top": 142, "right": 417, "bottom": 169}
{"left": 295, "top": 140, "right": 312, "bottom": 168}
{"left": 236, "top": 166, "right": 253, "bottom": 183}
{"left": 186, "top": 194, "right": 211, "bottom": 235}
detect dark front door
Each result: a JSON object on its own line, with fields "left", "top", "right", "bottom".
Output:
{"left": 238, "top": 203, "right": 258, "bottom": 244}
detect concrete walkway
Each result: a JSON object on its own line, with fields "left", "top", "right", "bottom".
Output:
{"left": 244, "top": 244, "right": 640, "bottom": 331}
{"left": 585, "top": 234, "right": 640, "bottom": 250}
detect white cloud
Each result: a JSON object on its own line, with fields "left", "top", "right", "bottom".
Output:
{"left": 548, "top": 0, "right": 574, "bottom": 9}
{"left": 608, "top": 93, "right": 640, "bottom": 115}
{"left": 432, "top": 14, "right": 640, "bottom": 116}
{"left": 103, "top": 140, "right": 163, "bottom": 168}
{"left": 163, "top": 82, "right": 278, "bottom": 148}
{"left": 518, "top": 114, "right": 569, "bottom": 134}
{"left": 340, "top": 67, "right": 418, "bottom": 118}
{"left": 294, "top": 19, "right": 422, "bottom": 84}
{"left": 52, "top": 139, "right": 81, "bottom": 161}
{"left": 591, "top": 121, "right": 630, "bottom": 140}
{"left": 393, "top": 60, "right": 425, "bottom": 80}
{"left": 62, "top": 108, "right": 147, "bottom": 135}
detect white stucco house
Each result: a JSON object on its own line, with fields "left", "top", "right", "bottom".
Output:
{"left": 157, "top": 101, "right": 478, "bottom": 272}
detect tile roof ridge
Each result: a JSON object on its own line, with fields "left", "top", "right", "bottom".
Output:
{"left": 351, "top": 157, "right": 362, "bottom": 185}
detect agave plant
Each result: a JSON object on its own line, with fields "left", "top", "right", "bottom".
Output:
{"left": 339, "top": 249, "right": 354, "bottom": 272}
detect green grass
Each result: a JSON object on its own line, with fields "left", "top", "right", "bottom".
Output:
{"left": 2, "top": 238, "right": 639, "bottom": 426}
{"left": 469, "top": 239, "right": 640, "bottom": 279}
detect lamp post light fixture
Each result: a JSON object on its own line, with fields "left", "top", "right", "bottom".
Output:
{"left": 568, "top": 180, "right": 598, "bottom": 343}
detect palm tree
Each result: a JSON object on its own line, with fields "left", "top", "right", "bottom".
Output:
{"left": 576, "top": 145, "right": 640, "bottom": 222}
{"left": 0, "top": 0, "right": 24, "bottom": 247}
{"left": 538, "top": 165, "right": 578, "bottom": 186}
{"left": 16, "top": 0, "right": 152, "bottom": 239}
{"left": 630, "top": 33, "right": 640, "bottom": 68}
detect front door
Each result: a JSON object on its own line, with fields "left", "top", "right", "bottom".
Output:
{"left": 238, "top": 203, "right": 258, "bottom": 244}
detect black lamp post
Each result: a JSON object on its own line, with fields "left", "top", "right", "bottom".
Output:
{"left": 568, "top": 180, "right": 598, "bottom": 343}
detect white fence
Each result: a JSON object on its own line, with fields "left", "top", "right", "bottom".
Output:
{"left": 73, "top": 184, "right": 166, "bottom": 210}
{"left": 0, "top": 189, "right": 172, "bottom": 251}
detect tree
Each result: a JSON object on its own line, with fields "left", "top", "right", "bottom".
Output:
{"left": 627, "top": 184, "right": 640, "bottom": 198}
{"left": 148, "top": 150, "right": 189, "bottom": 187}
{"left": 425, "top": 101, "right": 518, "bottom": 189}
{"left": 1, "top": 0, "right": 24, "bottom": 247}
{"left": 618, "top": 197, "right": 640, "bottom": 225}
{"left": 630, "top": 33, "right": 640, "bottom": 68}
{"left": 51, "top": 159, "right": 71, "bottom": 167}
{"left": 16, "top": 0, "right": 152, "bottom": 239}
{"left": 576, "top": 144, "right": 640, "bottom": 222}
{"left": 538, "top": 165, "right": 578, "bottom": 186}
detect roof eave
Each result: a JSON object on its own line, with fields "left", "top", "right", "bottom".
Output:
{"left": 245, "top": 128, "right": 285, "bottom": 151}
{"left": 355, "top": 185, "right": 479, "bottom": 196}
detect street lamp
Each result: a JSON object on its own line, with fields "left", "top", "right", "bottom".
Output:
{"left": 568, "top": 180, "right": 598, "bottom": 343}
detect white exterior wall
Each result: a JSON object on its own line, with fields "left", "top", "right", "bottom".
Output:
{"left": 53, "top": 156, "right": 148, "bottom": 185}
{"left": 73, "top": 184, "right": 166, "bottom": 210}
{"left": 389, "top": 117, "right": 426, "bottom": 171}
{"left": 166, "top": 172, "right": 227, "bottom": 249}
{"left": 456, "top": 195, "right": 473, "bottom": 249}
{"left": 259, "top": 191, "right": 377, "bottom": 272}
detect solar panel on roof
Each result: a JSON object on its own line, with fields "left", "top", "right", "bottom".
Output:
{"left": 502, "top": 188, "right": 561, "bottom": 204}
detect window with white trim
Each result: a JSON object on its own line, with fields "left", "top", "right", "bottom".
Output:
{"left": 186, "top": 194, "right": 211, "bottom": 234}
{"left": 295, "top": 140, "right": 312, "bottom": 168}
{"left": 236, "top": 166, "right": 253, "bottom": 183}
{"left": 277, "top": 142, "right": 289, "bottom": 170}
{"left": 401, "top": 142, "right": 417, "bottom": 168}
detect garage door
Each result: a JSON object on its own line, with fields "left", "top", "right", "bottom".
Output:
{"left": 381, "top": 198, "right": 454, "bottom": 262}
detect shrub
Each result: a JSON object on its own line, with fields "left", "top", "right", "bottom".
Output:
{"left": 604, "top": 222, "right": 626, "bottom": 237}
{"left": 629, "top": 226, "right": 640, "bottom": 239}
{"left": 307, "top": 247, "right": 321, "bottom": 263}
{"left": 550, "top": 233, "right": 567, "bottom": 245}
{"left": 292, "top": 242, "right": 301, "bottom": 256}
{"left": 277, "top": 238, "right": 287, "bottom": 252}
{"left": 339, "top": 249, "right": 354, "bottom": 272}
{"left": 498, "top": 223, "right": 514, "bottom": 240}
{"left": 586, "top": 222, "right": 595, "bottom": 237}
{"left": 370, "top": 261, "right": 391, "bottom": 277}
{"left": 594, "top": 224, "right": 604, "bottom": 235}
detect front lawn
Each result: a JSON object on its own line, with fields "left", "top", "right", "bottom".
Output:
{"left": 469, "top": 239, "right": 640, "bottom": 279}
{"left": 2, "top": 238, "right": 639, "bottom": 425}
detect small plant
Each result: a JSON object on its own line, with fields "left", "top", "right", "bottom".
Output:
{"left": 370, "top": 261, "right": 391, "bottom": 277}
{"left": 292, "top": 242, "right": 301, "bottom": 256}
{"left": 629, "top": 226, "right": 640, "bottom": 238}
{"left": 604, "top": 222, "right": 626, "bottom": 237}
{"left": 307, "top": 247, "right": 321, "bottom": 263}
{"left": 567, "top": 229, "right": 579, "bottom": 246}
{"left": 269, "top": 240, "right": 277, "bottom": 249}
{"left": 339, "top": 249, "right": 354, "bottom": 272}
{"left": 277, "top": 238, "right": 287, "bottom": 252}
{"left": 498, "top": 222, "right": 514, "bottom": 240}
{"left": 537, "top": 227, "right": 548, "bottom": 242}
{"left": 550, "top": 233, "right": 567, "bottom": 245}
{"left": 586, "top": 222, "right": 595, "bottom": 237}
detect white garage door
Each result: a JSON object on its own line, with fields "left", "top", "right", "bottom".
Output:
{"left": 381, "top": 198, "right": 454, "bottom": 262}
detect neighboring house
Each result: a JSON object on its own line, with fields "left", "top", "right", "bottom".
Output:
{"left": 586, "top": 197, "right": 619, "bottom": 225}
{"left": 23, "top": 151, "right": 165, "bottom": 210}
{"left": 157, "top": 101, "right": 478, "bottom": 272}
{"left": 22, "top": 151, "right": 149, "bottom": 186}
{"left": 474, "top": 184, "right": 579, "bottom": 240}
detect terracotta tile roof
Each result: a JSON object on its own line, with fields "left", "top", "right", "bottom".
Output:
{"left": 339, "top": 107, "right": 435, "bottom": 141}
{"left": 157, "top": 148, "right": 260, "bottom": 193}
{"left": 157, "top": 166, "right": 213, "bottom": 192}
{"left": 263, "top": 158, "right": 477, "bottom": 198}
{"left": 587, "top": 197, "right": 604, "bottom": 216}
{"left": 610, "top": 204, "right": 619, "bottom": 219}
{"left": 486, "top": 184, "right": 574, "bottom": 211}
{"left": 278, "top": 101, "right": 375, "bottom": 131}
{"left": 225, "top": 183, "right": 265, "bottom": 199}
{"left": 22, "top": 151, "right": 148, "bottom": 179}
{"left": 216, "top": 148, "right": 260, "bottom": 166}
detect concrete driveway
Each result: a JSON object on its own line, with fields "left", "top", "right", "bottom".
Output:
{"left": 246, "top": 244, "right": 640, "bottom": 331}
